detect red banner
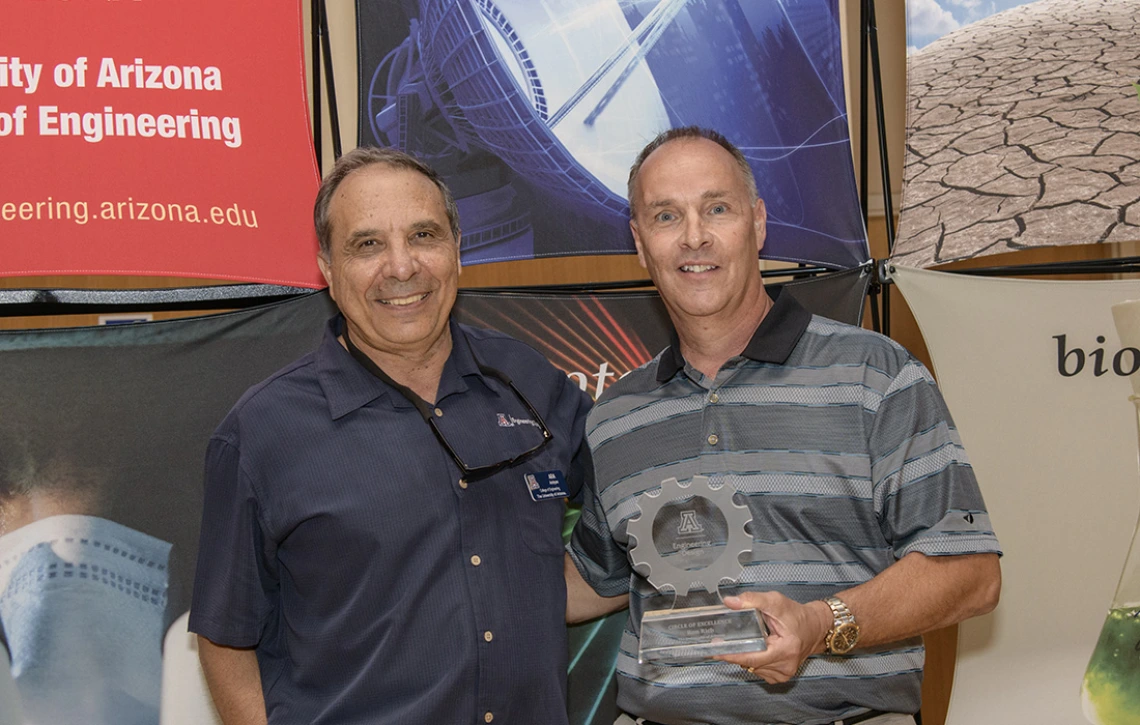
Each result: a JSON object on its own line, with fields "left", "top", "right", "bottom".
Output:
{"left": 0, "top": 0, "right": 323, "bottom": 286}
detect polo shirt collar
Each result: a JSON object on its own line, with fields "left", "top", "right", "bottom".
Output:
{"left": 317, "top": 316, "right": 479, "bottom": 420}
{"left": 656, "top": 287, "right": 812, "bottom": 383}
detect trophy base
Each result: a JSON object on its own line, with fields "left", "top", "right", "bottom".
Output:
{"left": 638, "top": 604, "right": 767, "bottom": 664}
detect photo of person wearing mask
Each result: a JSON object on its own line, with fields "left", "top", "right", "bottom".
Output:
{"left": 0, "top": 426, "right": 175, "bottom": 725}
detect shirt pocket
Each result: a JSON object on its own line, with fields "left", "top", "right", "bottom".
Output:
{"left": 510, "top": 457, "right": 571, "bottom": 557}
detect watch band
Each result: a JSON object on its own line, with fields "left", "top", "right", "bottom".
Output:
{"left": 823, "top": 596, "right": 860, "bottom": 655}
{"left": 825, "top": 596, "right": 854, "bottom": 624}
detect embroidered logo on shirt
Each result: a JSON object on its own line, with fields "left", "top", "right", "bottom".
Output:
{"left": 496, "top": 413, "right": 540, "bottom": 429}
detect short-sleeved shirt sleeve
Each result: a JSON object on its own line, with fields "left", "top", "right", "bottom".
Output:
{"left": 189, "top": 431, "right": 277, "bottom": 647}
{"left": 567, "top": 442, "right": 632, "bottom": 598}
{"left": 868, "top": 357, "right": 1000, "bottom": 559}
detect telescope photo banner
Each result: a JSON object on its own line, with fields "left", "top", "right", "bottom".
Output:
{"left": 356, "top": 0, "right": 869, "bottom": 270}
{"left": 895, "top": 0, "right": 1140, "bottom": 268}
{"left": 889, "top": 267, "right": 1140, "bottom": 724}
{"left": 0, "top": 0, "right": 323, "bottom": 286}
{"left": 0, "top": 271, "right": 866, "bottom": 725}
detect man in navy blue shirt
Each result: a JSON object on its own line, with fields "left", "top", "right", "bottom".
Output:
{"left": 190, "top": 147, "right": 592, "bottom": 724}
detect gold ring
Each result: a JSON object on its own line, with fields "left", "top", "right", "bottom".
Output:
{"left": 746, "top": 667, "right": 755, "bottom": 674}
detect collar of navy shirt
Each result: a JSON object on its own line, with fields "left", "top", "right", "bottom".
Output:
{"left": 317, "top": 315, "right": 484, "bottom": 420}
{"left": 334, "top": 315, "right": 552, "bottom": 481}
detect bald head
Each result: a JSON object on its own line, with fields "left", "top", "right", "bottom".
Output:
{"left": 627, "top": 127, "right": 758, "bottom": 217}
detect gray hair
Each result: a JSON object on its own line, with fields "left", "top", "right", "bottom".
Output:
{"left": 627, "top": 127, "right": 758, "bottom": 215}
{"left": 313, "top": 146, "right": 460, "bottom": 257}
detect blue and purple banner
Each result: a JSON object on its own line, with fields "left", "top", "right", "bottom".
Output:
{"left": 357, "top": 0, "right": 869, "bottom": 269}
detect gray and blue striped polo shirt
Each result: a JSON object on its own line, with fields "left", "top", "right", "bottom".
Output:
{"left": 569, "top": 292, "right": 1001, "bottom": 725}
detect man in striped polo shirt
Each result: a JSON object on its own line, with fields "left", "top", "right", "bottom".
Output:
{"left": 565, "top": 128, "right": 1002, "bottom": 725}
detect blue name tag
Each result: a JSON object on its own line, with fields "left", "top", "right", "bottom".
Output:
{"left": 524, "top": 470, "right": 569, "bottom": 501}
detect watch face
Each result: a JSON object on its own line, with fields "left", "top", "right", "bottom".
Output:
{"left": 831, "top": 623, "right": 860, "bottom": 654}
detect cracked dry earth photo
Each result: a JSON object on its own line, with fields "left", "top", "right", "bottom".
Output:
{"left": 894, "top": 0, "right": 1140, "bottom": 267}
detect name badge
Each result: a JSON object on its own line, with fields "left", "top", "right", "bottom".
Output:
{"left": 525, "top": 470, "right": 569, "bottom": 501}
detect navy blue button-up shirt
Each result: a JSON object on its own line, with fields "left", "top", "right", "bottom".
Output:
{"left": 190, "top": 317, "right": 592, "bottom": 724}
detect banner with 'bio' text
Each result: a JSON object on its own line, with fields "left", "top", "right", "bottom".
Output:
{"left": 890, "top": 266, "right": 1140, "bottom": 725}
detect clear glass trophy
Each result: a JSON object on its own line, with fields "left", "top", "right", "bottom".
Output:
{"left": 627, "top": 475, "right": 767, "bottom": 664}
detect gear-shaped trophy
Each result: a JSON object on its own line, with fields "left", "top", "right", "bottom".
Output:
{"left": 627, "top": 475, "right": 767, "bottom": 664}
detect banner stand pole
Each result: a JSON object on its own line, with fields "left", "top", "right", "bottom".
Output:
{"left": 859, "top": 0, "right": 884, "bottom": 334}
{"left": 859, "top": 0, "right": 869, "bottom": 222}
{"left": 867, "top": 0, "right": 895, "bottom": 254}
{"left": 865, "top": 0, "right": 895, "bottom": 337}
{"left": 311, "top": 0, "right": 322, "bottom": 170}
{"left": 867, "top": 278, "right": 882, "bottom": 334}
{"left": 318, "top": 0, "right": 342, "bottom": 161}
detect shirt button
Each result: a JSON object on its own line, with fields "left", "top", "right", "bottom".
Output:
{"left": 434, "top": 407, "right": 443, "bottom": 417}
{"left": 709, "top": 392, "right": 719, "bottom": 403}
{"left": 484, "top": 713, "right": 494, "bottom": 723}
{"left": 707, "top": 433, "right": 719, "bottom": 446}
{"left": 458, "top": 479, "right": 468, "bottom": 489}
{"left": 483, "top": 630, "right": 494, "bottom": 642}
{"left": 471, "top": 555, "right": 482, "bottom": 566}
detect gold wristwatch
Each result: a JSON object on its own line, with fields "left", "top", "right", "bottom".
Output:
{"left": 823, "top": 596, "right": 860, "bottom": 655}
